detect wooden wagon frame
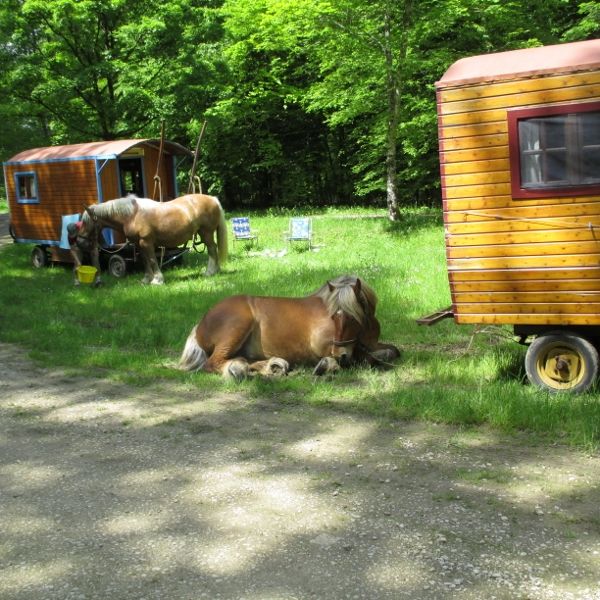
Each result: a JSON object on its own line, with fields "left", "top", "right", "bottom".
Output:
{"left": 3, "top": 138, "right": 193, "bottom": 277}
{"left": 419, "top": 39, "right": 600, "bottom": 392}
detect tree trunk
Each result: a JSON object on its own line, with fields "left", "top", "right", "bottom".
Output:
{"left": 384, "top": 8, "right": 401, "bottom": 222}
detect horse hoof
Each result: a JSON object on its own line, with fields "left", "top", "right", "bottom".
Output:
{"left": 370, "top": 347, "right": 401, "bottom": 368}
{"left": 227, "top": 361, "right": 248, "bottom": 381}
{"left": 313, "top": 357, "right": 340, "bottom": 376}
{"left": 267, "top": 357, "right": 289, "bottom": 376}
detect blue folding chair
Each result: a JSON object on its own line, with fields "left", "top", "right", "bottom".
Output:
{"left": 231, "top": 217, "right": 258, "bottom": 247}
{"left": 285, "top": 217, "right": 313, "bottom": 249}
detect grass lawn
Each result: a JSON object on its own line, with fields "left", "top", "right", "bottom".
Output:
{"left": 1, "top": 205, "right": 599, "bottom": 448}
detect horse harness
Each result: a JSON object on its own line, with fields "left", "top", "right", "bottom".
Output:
{"left": 331, "top": 335, "right": 358, "bottom": 347}
{"left": 330, "top": 309, "right": 391, "bottom": 367}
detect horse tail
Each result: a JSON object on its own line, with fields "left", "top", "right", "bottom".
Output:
{"left": 215, "top": 198, "right": 228, "bottom": 265}
{"left": 178, "top": 325, "right": 208, "bottom": 372}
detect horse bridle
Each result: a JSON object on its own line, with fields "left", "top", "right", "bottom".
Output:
{"left": 331, "top": 309, "right": 360, "bottom": 348}
{"left": 329, "top": 287, "right": 370, "bottom": 351}
{"left": 332, "top": 336, "right": 358, "bottom": 347}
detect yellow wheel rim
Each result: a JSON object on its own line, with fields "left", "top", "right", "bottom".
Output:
{"left": 535, "top": 342, "right": 585, "bottom": 390}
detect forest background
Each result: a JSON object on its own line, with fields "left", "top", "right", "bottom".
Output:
{"left": 0, "top": 0, "right": 598, "bottom": 218}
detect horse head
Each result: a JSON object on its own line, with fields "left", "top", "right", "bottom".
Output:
{"left": 330, "top": 308, "right": 363, "bottom": 366}
{"left": 76, "top": 208, "right": 99, "bottom": 249}
{"left": 324, "top": 277, "right": 373, "bottom": 366}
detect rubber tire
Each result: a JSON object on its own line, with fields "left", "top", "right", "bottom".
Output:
{"left": 31, "top": 245, "right": 48, "bottom": 268}
{"left": 108, "top": 254, "right": 127, "bottom": 278}
{"left": 525, "top": 332, "right": 599, "bottom": 393}
{"left": 9, "top": 222, "right": 17, "bottom": 241}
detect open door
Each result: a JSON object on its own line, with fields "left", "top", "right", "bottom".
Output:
{"left": 119, "top": 158, "right": 145, "bottom": 197}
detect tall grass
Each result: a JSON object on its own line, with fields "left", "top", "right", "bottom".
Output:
{"left": 1, "top": 206, "right": 599, "bottom": 448}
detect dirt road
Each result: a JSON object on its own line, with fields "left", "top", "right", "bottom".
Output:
{"left": 1, "top": 342, "right": 599, "bottom": 599}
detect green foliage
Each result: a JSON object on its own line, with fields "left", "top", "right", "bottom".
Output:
{"left": 0, "top": 0, "right": 223, "bottom": 142}
{"left": 1, "top": 208, "right": 600, "bottom": 448}
{"left": 0, "top": 0, "right": 593, "bottom": 206}
{"left": 562, "top": 2, "right": 600, "bottom": 41}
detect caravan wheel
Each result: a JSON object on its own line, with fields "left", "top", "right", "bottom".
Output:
{"left": 108, "top": 254, "right": 128, "bottom": 278}
{"left": 525, "top": 332, "right": 598, "bottom": 393}
{"left": 31, "top": 246, "right": 49, "bottom": 268}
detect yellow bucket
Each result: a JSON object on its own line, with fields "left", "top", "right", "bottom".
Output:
{"left": 77, "top": 265, "right": 97, "bottom": 284}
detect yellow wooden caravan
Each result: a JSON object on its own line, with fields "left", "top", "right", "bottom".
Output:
{"left": 422, "top": 39, "right": 600, "bottom": 392}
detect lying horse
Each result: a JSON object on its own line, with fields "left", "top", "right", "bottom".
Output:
{"left": 178, "top": 275, "right": 400, "bottom": 379}
{"left": 79, "top": 194, "right": 228, "bottom": 284}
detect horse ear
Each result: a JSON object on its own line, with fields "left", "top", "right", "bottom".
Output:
{"left": 353, "top": 278, "right": 362, "bottom": 296}
{"left": 84, "top": 205, "right": 98, "bottom": 222}
{"left": 328, "top": 281, "right": 335, "bottom": 293}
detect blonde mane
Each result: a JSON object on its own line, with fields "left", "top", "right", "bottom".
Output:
{"left": 314, "top": 275, "right": 377, "bottom": 326}
{"left": 92, "top": 196, "right": 138, "bottom": 221}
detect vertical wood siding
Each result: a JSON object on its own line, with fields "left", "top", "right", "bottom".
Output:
{"left": 100, "top": 160, "right": 120, "bottom": 202}
{"left": 143, "top": 147, "right": 178, "bottom": 200}
{"left": 438, "top": 70, "right": 600, "bottom": 326}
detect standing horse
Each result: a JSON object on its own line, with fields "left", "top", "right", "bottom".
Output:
{"left": 79, "top": 194, "right": 228, "bottom": 284}
{"left": 178, "top": 275, "right": 400, "bottom": 379}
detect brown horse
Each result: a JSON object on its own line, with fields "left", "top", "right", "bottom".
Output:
{"left": 178, "top": 275, "right": 400, "bottom": 379}
{"left": 79, "top": 194, "right": 228, "bottom": 284}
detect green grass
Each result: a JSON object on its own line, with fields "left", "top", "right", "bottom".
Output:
{"left": 1, "top": 205, "right": 600, "bottom": 448}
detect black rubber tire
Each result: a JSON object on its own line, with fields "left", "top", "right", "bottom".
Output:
{"left": 108, "top": 254, "right": 128, "bottom": 278}
{"left": 31, "top": 245, "right": 48, "bottom": 268}
{"left": 9, "top": 222, "right": 17, "bottom": 241}
{"left": 525, "top": 332, "right": 599, "bottom": 393}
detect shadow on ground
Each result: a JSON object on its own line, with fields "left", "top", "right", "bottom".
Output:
{"left": 1, "top": 343, "right": 599, "bottom": 600}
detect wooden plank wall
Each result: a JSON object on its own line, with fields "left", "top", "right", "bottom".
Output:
{"left": 6, "top": 147, "right": 182, "bottom": 248}
{"left": 98, "top": 149, "right": 179, "bottom": 244}
{"left": 99, "top": 149, "right": 177, "bottom": 203}
{"left": 438, "top": 69, "right": 600, "bottom": 326}
{"left": 143, "top": 147, "right": 178, "bottom": 200}
{"left": 6, "top": 159, "right": 98, "bottom": 243}
{"left": 100, "top": 161, "right": 120, "bottom": 201}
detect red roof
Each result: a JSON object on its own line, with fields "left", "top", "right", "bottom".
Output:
{"left": 6, "top": 139, "right": 191, "bottom": 164}
{"left": 437, "top": 39, "right": 600, "bottom": 88}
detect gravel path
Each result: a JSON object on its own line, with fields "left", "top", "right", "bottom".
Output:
{"left": 1, "top": 342, "right": 599, "bottom": 600}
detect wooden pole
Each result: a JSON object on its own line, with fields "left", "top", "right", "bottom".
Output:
{"left": 153, "top": 121, "right": 166, "bottom": 201}
{"left": 187, "top": 120, "right": 207, "bottom": 194}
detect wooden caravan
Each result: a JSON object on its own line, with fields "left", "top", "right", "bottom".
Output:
{"left": 3, "top": 139, "right": 191, "bottom": 267}
{"left": 424, "top": 39, "right": 600, "bottom": 392}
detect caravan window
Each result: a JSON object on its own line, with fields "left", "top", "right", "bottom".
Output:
{"left": 508, "top": 102, "right": 600, "bottom": 199}
{"left": 15, "top": 172, "right": 39, "bottom": 204}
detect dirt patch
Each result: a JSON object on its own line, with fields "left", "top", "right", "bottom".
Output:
{"left": 1, "top": 342, "right": 599, "bottom": 599}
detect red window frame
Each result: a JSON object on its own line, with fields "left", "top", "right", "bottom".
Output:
{"left": 508, "top": 101, "right": 600, "bottom": 199}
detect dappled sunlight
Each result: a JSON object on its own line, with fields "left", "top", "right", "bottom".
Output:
{"left": 118, "top": 468, "right": 184, "bottom": 488}
{"left": 2, "top": 560, "right": 72, "bottom": 596}
{"left": 2, "top": 512, "right": 56, "bottom": 536}
{"left": 178, "top": 465, "right": 343, "bottom": 575}
{"left": 1, "top": 340, "right": 600, "bottom": 599}
{"left": 103, "top": 513, "right": 169, "bottom": 537}
{"left": 1, "top": 462, "right": 69, "bottom": 493}
{"left": 367, "top": 560, "right": 430, "bottom": 592}
{"left": 39, "top": 389, "right": 247, "bottom": 429}
{"left": 287, "top": 420, "right": 377, "bottom": 460}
